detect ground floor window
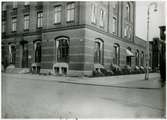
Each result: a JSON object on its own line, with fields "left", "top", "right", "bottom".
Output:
{"left": 55, "top": 37, "right": 69, "bottom": 63}
{"left": 34, "top": 41, "right": 41, "bottom": 63}
{"left": 21, "top": 42, "right": 28, "bottom": 68}
{"left": 94, "top": 39, "right": 103, "bottom": 64}
{"left": 126, "top": 47, "right": 132, "bottom": 66}
{"left": 9, "top": 44, "right": 16, "bottom": 64}
{"left": 135, "top": 50, "right": 139, "bottom": 66}
{"left": 113, "top": 43, "right": 120, "bottom": 65}
{"left": 141, "top": 51, "right": 144, "bottom": 66}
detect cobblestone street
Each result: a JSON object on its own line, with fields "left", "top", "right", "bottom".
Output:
{"left": 2, "top": 73, "right": 165, "bottom": 118}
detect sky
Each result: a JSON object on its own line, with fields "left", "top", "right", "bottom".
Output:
{"left": 135, "top": 1, "right": 166, "bottom": 41}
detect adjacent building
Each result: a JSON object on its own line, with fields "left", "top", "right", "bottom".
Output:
{"left": 2, "top": 1, "right": 146, "bottom": 76}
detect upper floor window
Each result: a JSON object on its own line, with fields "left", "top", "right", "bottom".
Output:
{"left": 99, "top": 9, "right": 104, "bottom": 27}
{"left": 125, "top": 3, "right": 130, "bottom": 21}
{"left": 113, "top": 2, "right": 118, "bottom": 12}
{"left": 56, "top": 37, "right": 69, "bottom": 63}
{"left": 12, "top": 2, "right": 17, "bottom": 9}
{"left": 37, "top": 12, "right": 43, "bottom": 28}
{"left": 12, "top": 17, "right": 17, "bottom": 32}
{"left": 24, "top": 15, "right": 30, "bottom": 30}
{"left": 94, "top": 39, "right": 103, "bottom": 64}
{"left": 2, "top": 2, "right": 6, "bottom": 11}
{"left": 67, "top": 3, "right": 75, "bottom": 22}
{"left": 2, "top": 21, "right": 6, "bottom": 33}
{"left": 24, "top": 2, "right": 30, "bottom": 6}
{"left": 54, "top": 5, "right": 62, "bottom": 24}
{"left": 112, "top": 17, "right": 117, "bottom": 34}
{"left": 113, "top": 43, "right": 120, "bottom": 65}
{"left": 91, "top": 4, "right": 96, "bottom": 24}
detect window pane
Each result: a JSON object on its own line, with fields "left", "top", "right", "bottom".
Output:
{"left": 12, "top": 17, "right": 17, "bottom": 31}
{"left": 2, "top": 3, "right": 6, "bottom": 11}
{"left": 55, "top": 6, "right": 61, "bottom": 23}
{"left": 67, "top": 3, "right": 75, "bottom": 22}
{"left": 2, "top": 21, "right": 5, "bottom": 33}
{"left": 24, "top": 15, "right": 29, "bottom": 30}
{"left": 13, "top": 2, "right": 17, "bottom": 8}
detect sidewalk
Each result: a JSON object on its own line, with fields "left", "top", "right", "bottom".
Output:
{"left": 3, "top": 73, "right": 161, "bottom": 89}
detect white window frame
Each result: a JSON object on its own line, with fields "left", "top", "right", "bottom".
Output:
{"left": 13, "top": 2, "right": 17, "bottom": 9}
{"left": 114, "top": 44, "right": 120, "bottom": 65}
{"left": 24, "top": 15, "right": 30, "bottom": 30}
{"left": 24, "top": 2, "right": 30, "bottom": 6}
{"left": 54, "top": 5, "right": 62, "bottom": 24}
{"left": 112, "top": 17, "right": 117, "bottom": 34}
{"left": 99, "top": 9, "right": 104, "bottom": 27}
{"left": 2, "top": 21, "right": 6, "bottom": 33}
{"left": 66, "top": 3, "right": 75, "bottom": 22}
{"left": 37, "top": 12, "right": 43, "bottom": 28}
{"left": 2, "top": 2, "right": 7, "bottom": 11}
{"left": 91, "top": 4, "right": 96, "bottom": 24}
{"left": 12, "top": 17, "right": 17, "bottom": 32}
{"left": 94, "top": 39, "right": 103, "bottom": 64}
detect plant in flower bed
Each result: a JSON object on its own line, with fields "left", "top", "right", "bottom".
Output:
{"left": 132, "top": 66, "right": 141, "bottom": 74}
{"left": 139, "top": 66, "right": 145, "bottom": 73}
{"left": 92, "top": 68, "right": 104, "bottom": 77}
{"left": 110, "top": 63, "right": 122, "bottom": 75}
{"left": 100, "top": 68, "right": 114, "bottom": 76}
{"left": 122, "top": 65, "right": 132, "bottom": 75}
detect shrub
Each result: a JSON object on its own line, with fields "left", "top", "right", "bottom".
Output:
{"left": 92, "top": 68, "right": 104, "bottom": 77}
{"left": 100, "top": 68, "right": 114, "bottom": 76}
{"left": 110, "top": 64, "right": 122, "bottom": 75}
{"left": 122, "top": 65, "right": 132, "bottom": 75}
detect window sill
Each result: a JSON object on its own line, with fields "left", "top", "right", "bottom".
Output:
{"left": 91, "top": 22, "right": 96, "bottom": 25}
{"left": 66, "top": 20, "right": 74, "bottom": 23}
{"left": 24, "top": 29, "right": 29, "bottom": 32}
{"left": 54, "top": 22, "right": 61, "bottom": 25}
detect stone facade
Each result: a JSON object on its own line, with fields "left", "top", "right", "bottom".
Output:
{"left": 2, "top": 2, "right": 146, "bottom": 76}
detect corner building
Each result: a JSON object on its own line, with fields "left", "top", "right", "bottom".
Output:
{"left": 2, "top": 2, "right": 146, "bottom": 76}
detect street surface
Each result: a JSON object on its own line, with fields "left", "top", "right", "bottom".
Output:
{"left": 2, "top": 73, "right": 165, "bottom": 118}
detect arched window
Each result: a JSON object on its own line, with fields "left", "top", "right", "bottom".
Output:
{"left": 135, "top": 50, "right": 139, "bottom": 66}
{"left": 141, "top": 51, "right": 144, "bottom": 66}
{"left": 34, "top": 40, "right": 41, "bottom": 63}
{"left": 126, "top": 47, "right": 131, "bottom": 66}
{"left": 55, "top": 37, "right": 69, "bottom": 63}
{"left": 94, "top": 38, "right": 103, "bottom": 64}
{"left": 8, "top": 43, "right": 16, "bottom": 64}
{"left": 125, "top": 3, "right": 130, "bottom": 21}
{"left": 20, "top": 40, "right": 28, "bottom": 68}
{"left": 113, "top": 43, "right": 120, "bottom": 65}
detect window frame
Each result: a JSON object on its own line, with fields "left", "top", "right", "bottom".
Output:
{"left": 37, "top": 11, "right": 43, "bottom": 28}
{"left": 112, "top": 17, "right": 117, "bottom": 34}
{"left": 99, "top": 9, "right": 104, "bottom": 27}
{"left": 91, "top": 3, "right": 96, "bottom": 24}
{"left": 54, "top": 5, "right": 62, "bottom": 24}
{"left": 55, "top": 37, "right": 70, "bottom": 63}
{"left": 66, "top": 2, "right": 75, "bottom": 22}
{"left": 24, "top": 15, "right": 30, "bottom": 30}
{"left": 11, "top": 17, "right": 17, "bottom": 32}
{"left": 94, "top": 39, "right": 104, "bottom": 64}
{"left": 2, "top": 2, "right": 7, "bottom": 11}
{"left": 2, "top": 20, "right": 6, "bottom": 33}
{"left": 113, "top": 43, "right": 120, "bottom": 65}
{"left": 125, "top": 2, "right": 130, "bottom": 21}
{"left": 12, "top": 2, "right": 17, "bottom": 9}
